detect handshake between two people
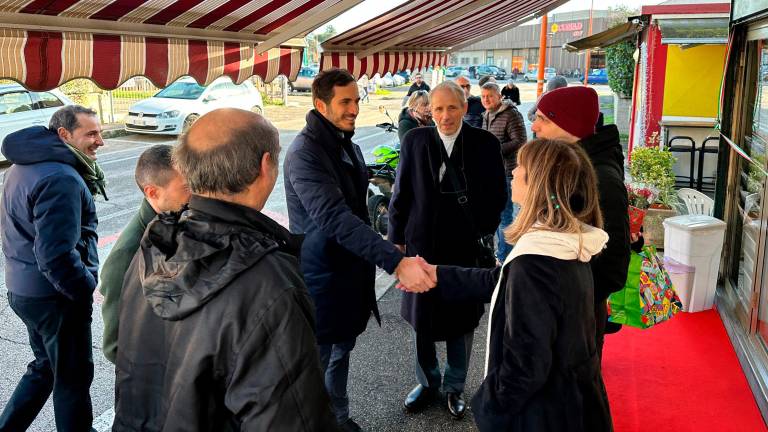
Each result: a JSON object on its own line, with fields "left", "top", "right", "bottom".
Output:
{"left": 394, "top": 245, "right": 437, "bottom": 294}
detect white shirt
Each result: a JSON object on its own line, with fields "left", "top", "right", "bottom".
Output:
{"left": 438, "top": 123, "right": 462, "bottom": 181}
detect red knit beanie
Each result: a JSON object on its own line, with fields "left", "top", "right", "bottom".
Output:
{"left": 537, "top": 86, "right": 600, "bottom": 140}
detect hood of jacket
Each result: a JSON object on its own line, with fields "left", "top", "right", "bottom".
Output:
{"left": 139, "top": 195, "right": 303, "bottom": 321}
{"left": 580, "top": 124, "right": 623, "bottom": 173}
{"left": 506, "top": 224, "right": 608, "bottom": 264}
{"left": 399, "top": 107, "right": 414, "bottom": 123}
{"left": 1, "top": 126, "right": 77, "bottom": 166}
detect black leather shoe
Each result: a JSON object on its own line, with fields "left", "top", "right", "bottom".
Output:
{"left": 447, "top": 392, "right": 466, "bottom": 419}
{"left": 404, "top": 384, "right": 439, "bottom": 413}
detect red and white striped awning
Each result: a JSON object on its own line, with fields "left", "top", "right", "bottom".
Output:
{"left": 320, "top": 51, "right": 449, "bottom": 79}
{"left": 321, "top": 0, "right": 567, "bottom": 76}
{"left": 0, "top": 0, "right": 366, "bottom": 90}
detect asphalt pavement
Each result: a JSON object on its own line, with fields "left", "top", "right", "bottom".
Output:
{"left": 0, "top": 125, "right": 403, "bottom": 432}
{"left": 0, "top": 95, "right": 541, "bottom": 431}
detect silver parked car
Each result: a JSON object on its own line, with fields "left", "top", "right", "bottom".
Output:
{"left": 289, "top": 66, "right": 318, "bottom": 92}
{"left": 0, "top": 84, "right": 74, "bottom": 162}
{"left": 125, "top": 76, "right": 264, "bottom": 135}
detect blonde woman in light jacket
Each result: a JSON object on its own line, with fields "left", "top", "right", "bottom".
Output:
{"left": 403, "top": 138, "right": 614, "bottom": 432}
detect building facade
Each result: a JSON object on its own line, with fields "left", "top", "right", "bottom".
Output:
{"left": 452, "top": 10, "right": 618, "bottom": 75}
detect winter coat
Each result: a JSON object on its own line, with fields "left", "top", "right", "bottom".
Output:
{"left": 388, "top": 123, "right": 506, "bottom": 340}
{"left": 398, "top": 107, "right": 434, "bottom": 142}
{"left": 99, "top": 198, "right": 156, "bottom": 364}
{"left": 501, "top": 85, "right": 521, "bottom": 105}
{"left": 0, "top": 126, "right": 98, "bottom": 301}
{"left": 580, "top": 124, "right": 631, "bottom": 302}
{"left": 437, "top": 226, "right": 613, "bottom": 432}
{"left": 113, "top": 196, "right": 338, "bottom": 432}
{"left": 482, "top": 103, "right": 527, "bottom": 174}
{"left": 284, "top": 110, "right": 403, "bottom": 344}
{"left": 464, "top": 96, "right": 485, "bottom": 129}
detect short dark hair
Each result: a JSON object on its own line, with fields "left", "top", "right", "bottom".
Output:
{"left": 49, "top": 105, "right": 97, "bottom": 133}
{"left": 174, "top": 117, "right": 280, "bottom": 195}
{"left": 312, "top": 68, "right": 356, "bottom": 106}
{"left": 135, "top": 145, "right": 176, "bottom": 191}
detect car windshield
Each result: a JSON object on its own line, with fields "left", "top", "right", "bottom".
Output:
{"left": 154, "top": 82, "right": 206, "bottom": 100}
{"left": 545, "top": 68, "right": 556, "bottom": 73}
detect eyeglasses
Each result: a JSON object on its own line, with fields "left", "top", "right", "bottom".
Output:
{"left": 460, "top": 84, "right": 471, "bottom": 89}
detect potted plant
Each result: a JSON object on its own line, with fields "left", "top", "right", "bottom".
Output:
{"left": 629, "top": 144, "right": 679, "bottom": 247}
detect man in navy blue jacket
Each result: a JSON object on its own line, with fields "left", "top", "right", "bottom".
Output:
{"left": 285, "top": 68, "right": 435, "bottom": 432}
{"left": 0, "top": 105, "right": 103, "bottom": 431}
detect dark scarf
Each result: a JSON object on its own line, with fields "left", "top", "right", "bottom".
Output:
{"left": 66, "top": 144, "right": 108, "bottom": 200}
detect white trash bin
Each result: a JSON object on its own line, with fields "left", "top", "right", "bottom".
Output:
{"left": 663, "top": 256, "right": 695, "bottom": 312}
{"left": 663, "top": 215, "right": 727, "bottom": 312}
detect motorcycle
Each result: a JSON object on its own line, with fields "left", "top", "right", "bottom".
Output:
{"left": 367, "top": 106, "right": 400, "bottom": 236}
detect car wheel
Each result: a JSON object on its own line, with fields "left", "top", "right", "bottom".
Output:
{"left": 182, "top": 114, "right": 199, "bottom": 134}
{"left": 287, "top": 82, "right": 294, "bottom": 93}
{"left": 251, "top": 105, "right": 263, "bottom": 115}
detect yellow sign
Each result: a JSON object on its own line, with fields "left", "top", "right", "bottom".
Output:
{"left": 551, "top": 23, "right": 559, "bottom": 33}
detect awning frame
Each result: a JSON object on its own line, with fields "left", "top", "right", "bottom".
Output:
{"left": 563, "top": 17, "right": 645, "bottom": 53}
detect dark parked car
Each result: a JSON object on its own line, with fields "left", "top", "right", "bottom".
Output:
{"left": 475, "top": 65, "right": 506, "bottom": 80}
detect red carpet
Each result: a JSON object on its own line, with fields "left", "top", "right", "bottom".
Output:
{"left": 602, "top": 309, "right": 767, "bottom": 432}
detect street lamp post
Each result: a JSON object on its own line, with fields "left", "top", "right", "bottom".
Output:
{"left": 537, "top": 14, "right": 548, "bottom": 98}
{"left": 584, "top": 0, "right": 594, "bottom": 85}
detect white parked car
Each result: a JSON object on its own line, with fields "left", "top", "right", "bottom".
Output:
{"left": 0, "top": 84, "right": 74, "bottom": 162}
{"left": 523, "top": 67, "right": 557, "bottom": 82}
{"left": 392, "top": 74, "right": 406, "bottom": 86}
{"left": 125, "top": 77, "right": 264, "bottom": 135}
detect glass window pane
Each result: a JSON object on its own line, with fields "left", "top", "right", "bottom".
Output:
{"left": 36, "top": 92, "right": 64, "bottom": 109}
{"left": 658, "top": 18, "right": 729, "bottom": 44}
{"left": 0, "top": 91, "right": 33, "bottom": 115}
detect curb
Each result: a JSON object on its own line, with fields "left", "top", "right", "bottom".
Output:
{"left": 101, "top": 127, "right": 131, "bottom": 139}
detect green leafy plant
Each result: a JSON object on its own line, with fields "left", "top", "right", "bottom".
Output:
{"left": 605, "top": 40, "right": 635, "bottom": 99}
{"left": 630, "top": 146, "right": 678, "bottom": 208}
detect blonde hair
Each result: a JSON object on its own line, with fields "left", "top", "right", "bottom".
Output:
{"left": 407, "top": 91, "right": 430, "bottom": 110}
{"left": 505, "top": 138, "right": 603, "bottom": 244}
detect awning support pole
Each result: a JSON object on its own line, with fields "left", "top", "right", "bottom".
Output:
{"left": 537, "top": 14, "right": 548, "bottom": 98}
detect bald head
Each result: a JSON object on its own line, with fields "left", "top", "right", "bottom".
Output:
{"left": 174, "top": 108, "right": 280, "bottom": 195}
{"left": 186, "top": 108, "right": 267, "bottom": 152}
{"left": 455, "top": 76, "right": 471, "bottom": 98}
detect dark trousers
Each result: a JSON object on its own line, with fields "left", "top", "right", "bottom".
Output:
{"left": 595, "top": 298, "right": 608, "bottom": 360}
{"left": 414, "top": 331, "right": 473, "bottom": 394}
{"left": 0, "top": 292, "right": 94, "bottom": 432}
{"left": 318, "top": 339, "right": 356, "bottom": 424}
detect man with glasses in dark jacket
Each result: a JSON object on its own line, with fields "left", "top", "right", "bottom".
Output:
{"left": 455, "top": 76, "right": 484, "bottom": 128}
{"left": 0, "top": 105, "right": 104, "bottom": 431}
{"left": 113, "top": 108, "right": 338, "bottom": 431}
{"left": 285, "top": 68, "right": 434, "bottom": 432}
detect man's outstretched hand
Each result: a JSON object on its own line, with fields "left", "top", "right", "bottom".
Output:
{"left": 395, "top": 256, "right": 436, "bottom": 293}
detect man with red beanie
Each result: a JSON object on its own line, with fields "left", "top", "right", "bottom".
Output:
{"left": 531, "top": 85, "right": 630, "bottom": 359}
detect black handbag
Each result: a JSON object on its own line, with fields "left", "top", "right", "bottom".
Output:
{"left": 437, "top": 133, "right": 497, "bottom": 268}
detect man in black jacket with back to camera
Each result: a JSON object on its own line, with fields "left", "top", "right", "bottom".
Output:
{"left": 113, "top": 108, "right": 338, "bottom": 432}
{"left": 531, "top": 85, "right": 631, "bottom": 359}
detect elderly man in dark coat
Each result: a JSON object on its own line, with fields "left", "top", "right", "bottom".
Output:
{"left": 388, "top": 80, "right": 507, "bottom": 419}
{"left": 284, "top": 68, "right": 434, "bottom": 432}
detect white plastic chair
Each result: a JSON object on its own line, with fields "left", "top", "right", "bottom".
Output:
{"left": 677, "top": 188, "right": 714, "bottom": 216}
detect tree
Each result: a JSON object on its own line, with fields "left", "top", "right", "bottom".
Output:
{"left": 314, "top": 25, "right": 338, "bottom": 44}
